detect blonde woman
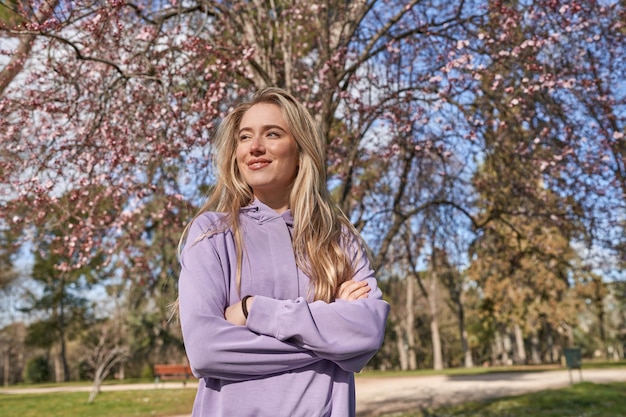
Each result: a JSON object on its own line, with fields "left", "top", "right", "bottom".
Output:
{"left": 178, "top": 87, "right": 389, "bottom": 417}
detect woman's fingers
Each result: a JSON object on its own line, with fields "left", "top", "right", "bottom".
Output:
{"left": 335, "top": 279, "right": 370, "bottom": 301}
{"left": 224, "top": 300, "right": 246, "bottom": 325}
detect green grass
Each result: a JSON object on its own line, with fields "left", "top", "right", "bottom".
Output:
{"left": 385, "top": 381, "right": 626, "bottom": 417}
{"left": 2, "top": 362, "right": 625, "bottom": 417}
{"left": 2, "top": 382, "right": 624, "bottom": 417}
{"left": 0, "top": 389, "right": 196, "bottom": 417}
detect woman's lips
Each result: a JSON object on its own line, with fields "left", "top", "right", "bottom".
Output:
{"left": 247, "top": 159, "right": 271, "bottom": 170}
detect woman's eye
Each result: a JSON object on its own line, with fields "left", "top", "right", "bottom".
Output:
{"left": 267, "top": 131, "right": 280, "bottom": 138}
{"left": 239, "top": 134, "right": 251, "bottom": 141}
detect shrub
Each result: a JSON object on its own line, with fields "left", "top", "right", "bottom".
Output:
{"left": 24, "top": 355, "right": 51, "bottom": 383}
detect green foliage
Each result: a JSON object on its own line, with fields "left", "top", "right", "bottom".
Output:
{"left": 24, "top": 320, "right": 57, "bottom": 348}
{"left": 0, "top": 0, "right": 23, "bottom": 27}
{"left": 24, "top": 356, "right": 51, "bottom": 383}
{"left": 77, "top": 359, "right": 91, "bottom": 381}
{"left": 140, "top": 364, "right": 154, "bottom": 380}
{"left": 0, "top": 227, "right": 20, "bottom": 292}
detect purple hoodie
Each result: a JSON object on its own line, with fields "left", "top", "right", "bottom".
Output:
{"left": 179, "top": 199, "right": 389, "bottom": 417}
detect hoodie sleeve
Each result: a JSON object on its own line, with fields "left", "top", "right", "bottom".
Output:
{"left": 246, "top": 239, "right": 390, "bottom": 373}
{"left": 178, "top": 217, "right": 320, "bottom": 382}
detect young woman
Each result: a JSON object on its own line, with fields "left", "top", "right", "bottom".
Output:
{"left": 178, "top": 87, "right": 389, "bottom": 416}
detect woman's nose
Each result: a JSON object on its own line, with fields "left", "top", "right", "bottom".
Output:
{"left": 250, "top": 135, "right": 265, "bottom": 153}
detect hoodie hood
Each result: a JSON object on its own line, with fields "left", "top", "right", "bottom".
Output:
{"left": 241, "top": 198, "right": 294, "bottom": 227}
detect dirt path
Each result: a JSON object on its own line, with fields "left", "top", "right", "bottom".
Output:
{"left": 355, "top": 368, "right": 626, "bottom": 416}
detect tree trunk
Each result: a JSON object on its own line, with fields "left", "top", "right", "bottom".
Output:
{"left": 88, "top": 378, "right": 101, "bottom": 403}
{"left": 494, "top": 329, "right": 509, "bottom": 365}
{"left": 405, "top": 275, "right": 417, "bottom": 370}
{"left": 88, "top": 364, "right": 105, "bottom": 403}
{"left": 613, "top": 344, "right": 623, "bottom": 360}
{"left": 514, "top": 323, "right": 527, "bottom": 364}
{"left": 58, "top": 300, "right": 70, "bottom": 382}
{"left": 394, "top": 323, "right": 408, "bottom": 371}
{"left": 530, "top": 331, "right": 541, "bottom": 364}
{"left": 563, "top": 323, "right": 575, "bottom": 347}
{"left": 598, "top": 308, "right": 607, "bottom": 359}
{"left": 3, "top": 347, "right": 9, "bottom": 386}
{"left": 429, "top": 274, "right": 443, "bottom": 370}
{"left": 54, "top": 348, "right": 63, "bottom": 382}
{"left": 430, "top": 316, "right": 442, "bottom": 370}
{"left": 461, "top": 325, "right": 473, "bottom": 368}
{"left": 456, "top": 303, "right": 473, "bottom": 368}
{"left": 503, "top": 330, "right": 512, "bottom": 365}
{"left": 490, "top": 336, "right": 498, "bottom": 366}
{"left": 18, "top": 349, "right": 23, "bottom": 385}
{"left": 545, "top": 322, "right": 555, "bottom": 363}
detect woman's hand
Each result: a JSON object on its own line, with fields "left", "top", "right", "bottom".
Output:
{"left": 335, "top": 279, "right": 370, "bottom": 301}
{"left": 225, "top": 296, "right": 254, "bottom": 325}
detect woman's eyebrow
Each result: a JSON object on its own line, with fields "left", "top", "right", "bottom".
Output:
{"left": 238, "top": 124, "right": 287, "bottom": 134}
{"left": 263, "top": 124, "right": 287, "bottom": 131}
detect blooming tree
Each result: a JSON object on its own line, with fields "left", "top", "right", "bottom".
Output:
{"left": 1, "top": 0, "right": 625, "bottom": 371}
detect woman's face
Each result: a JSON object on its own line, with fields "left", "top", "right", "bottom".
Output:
{"left": 236, "top": 103, "right": 299, "bottom": 205}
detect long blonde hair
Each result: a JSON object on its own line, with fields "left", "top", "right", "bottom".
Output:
{"left": 180, "top": 87, "right": 364, "bottom": 302}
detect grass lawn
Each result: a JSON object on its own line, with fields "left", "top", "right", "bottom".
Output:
{"left": 1, "top": 362, "right": 624, "bottom": 417}
{"left": 1, "top": 382, "right": 624, "bottom": 417}
{"left": 0, "top": 389, "right": 196, "bottom": 417}
{"left": 385, "top": 381, "right": 626, "bottom": 417}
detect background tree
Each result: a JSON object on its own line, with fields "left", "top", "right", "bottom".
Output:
{"left": 18, "top": 186, "right": 110, "bottom": 381}
{"left": 80, "top": 318, "right": 129, "bottom": 403}
{"left": 433, "top": 245, "right": 474, "bottom": 368}
{"left": 22, "top": 249, "right": 99, "bottom": 381}
{"left": 0, "top": 321, "right": 26, "bottom": 386}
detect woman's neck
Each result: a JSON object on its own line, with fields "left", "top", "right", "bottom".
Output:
{"left": 255, "top": 194, "right": 290, "bottom": 214}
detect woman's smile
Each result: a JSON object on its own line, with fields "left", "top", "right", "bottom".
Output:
{"left": 247, "top": 158, "right": 272, "bottom": 170}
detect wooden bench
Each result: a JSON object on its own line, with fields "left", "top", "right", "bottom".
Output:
{"left": 153, "top": 364, "right": 193, "bottom": 387}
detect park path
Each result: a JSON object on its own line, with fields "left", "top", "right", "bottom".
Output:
{"left": 1, "top": 368, "right": 624, "bottom": 416}
{"left": 355, "top": 368, "right": 626, "bottom": 416}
